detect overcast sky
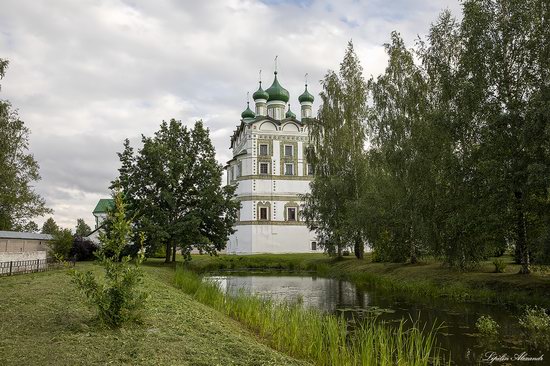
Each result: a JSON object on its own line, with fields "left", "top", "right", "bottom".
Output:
{"left": 0, "top": 0, "right": 461, "bottom": 230}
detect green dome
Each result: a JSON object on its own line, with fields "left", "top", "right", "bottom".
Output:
{"left": 266, "top": 71, "right": 289, "bottom": 103}
{"left": 285, "top": 105, "right": 296, "bottom": 119}
{"left": 252, "top": 82, "right": 269, "bottom": 100}
{"left": 241, "top": 102, "right": 255, "bottom": 119}
{"left": 298, "top": 84, "right": 314, "bottom": 103}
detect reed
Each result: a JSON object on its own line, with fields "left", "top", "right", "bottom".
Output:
{"left": 174, "top": 265, "right": 450, "bottom": 366}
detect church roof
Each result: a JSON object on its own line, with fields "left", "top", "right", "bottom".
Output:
{"left": 241, "top": 102, "right": 255, "bottom": 119}
{"left": 298, "top": 84, "right": 314, "bottom": 103}
{"left": 285, "top": 105, "right": 296, "bottom": 119}
{"left": 265, "top": 72, "right": 289, "bottom": 103}
{"left": 93, "top": 199, "right": 114, "bottom": 214}
{"left": 252, "top": 82, "right": 269, "bottom": 100}
{"left": 229, "top": 115, "right": 308, "bottom": 148}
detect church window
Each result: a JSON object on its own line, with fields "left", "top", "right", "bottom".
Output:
{"left": 259, "top": 207, "right": 268, "bottom": 220}
{"left": 284, "top": 163, "right": 294, "bottom": 176}
{"left": 260, "top": 162, "right": 269, "bottom": 175}
{"left": 284, "top": 145, "right": 293, "bottom": 157}
{"left": 287, "top": 207, "right": 296, "bottom": 221}
{"left": 307, "top": 164, "right": 314, "bottom": 175}
{"left": 311, "top": 242, "right": 317, "bottom": 250}
{"left": 259, "top": 144, "right": 268, "bottom": 156}
{"left": 236, "top": 162, "right": 242, "bottom": 177}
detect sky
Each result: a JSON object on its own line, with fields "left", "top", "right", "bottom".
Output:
{"left": 0, "top": 0, "right": 462, "bottom": 230}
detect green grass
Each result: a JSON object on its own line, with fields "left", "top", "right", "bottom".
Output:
{"left": 184, "top": 253, "right": 550, "bottom": 307}
{"left": 0, "top": 263, "right": 308, "bottom": 366}
{"left": 174, "top": 266, "right": 450, "bottom": 366}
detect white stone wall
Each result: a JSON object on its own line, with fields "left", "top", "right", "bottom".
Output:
{"left": 0, "top": 251, "right": 47, "bottom": 262}
{"left": 0, "top": 251, "right": 48, "bottom": 275}
{"left": 227, "top": 224, "right": 318, "bottom": 254}
{"left": 0, "top": 238, "right": 50, "bottom": 252}
{"left": 226, "top": 115, "right": 317, "bottom": 254}
{"left": 235, "top": 179, "right": 310, "bottom": 196}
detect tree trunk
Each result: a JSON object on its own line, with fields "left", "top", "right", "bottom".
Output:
{"left": 164, "top": 242, "right": 171, "bottom": 263}
{"left": 515, "top": 191, "right": 530, "bottom": 274}
{"left": 171, "top": 242, "right": 177, "bottom": 262}
{"left": 337, "top": 244, "right": 343, "bottom": 257}
{"left": 410, "top": 238, "right": 418, "bottom": 264}
{"left": 410, "top": 246, "right": 418, "bottom": 264}
{"left": 354, "top": 236, "right": 364, "bottom": 259}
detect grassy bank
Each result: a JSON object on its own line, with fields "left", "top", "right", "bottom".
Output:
{"left": 174, "top": 266, "right": 450, "bottom": 366}
{"left": 0, "top": 263, "right": 307, "bottom": 366}
{"left": 184, "top": 253, "right": 550, "bottom": 307}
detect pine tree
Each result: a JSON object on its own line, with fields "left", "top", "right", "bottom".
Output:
{"left": 41, "top": 217, "right": 60, "bottom": 235}
{"left": 75, "top": 218, "right": 92, "bottom": 237}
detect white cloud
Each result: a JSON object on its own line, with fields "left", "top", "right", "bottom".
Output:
{"left": 0, "top": 0, "right": 462, "bottom": 229}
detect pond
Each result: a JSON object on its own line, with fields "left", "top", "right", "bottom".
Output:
{"left": 206, "top": 273, "right": 548, "bottom": 365}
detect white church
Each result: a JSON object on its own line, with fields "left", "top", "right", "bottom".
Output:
{"left": 225, "top": 69, "right": 319, "bottom": 254}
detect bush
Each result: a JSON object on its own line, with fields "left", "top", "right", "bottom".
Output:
{"left": 49, "top": 229, "right": 74, "bottom": 260}
{"left": 518, "top": 306, "right": 550, "bottom": 346}
{"left": 70, "top": 237, "right": 99, "bottom": 261}
{"left": 475, "top": 315, "right": 499, "bottom": 336}
{"left": 492, "top": 258, "right": 507, "bottom": 273}
{"left": 519, "top": 306, "right": 550, "bottom": 331}
{"left": 71, "top": 192, "right": 148, "bottom": 328}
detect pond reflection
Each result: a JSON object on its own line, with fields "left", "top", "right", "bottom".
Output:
{"left": 207, "top": 274, "right": 548, "bottom": 365}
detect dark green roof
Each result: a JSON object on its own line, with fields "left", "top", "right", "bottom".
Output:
{"left": 93, "top": 198, "right": 114, "bottom": 214}
{"left": 241, "top": 102, "right": 255, "bottom": 119}
{"left": 285, "top": 104, "right": 296, "bottom": 119}
{"left": 266, "top": 71, "right": 289, "bottom": 103}
{"left": 252, "top": 81, "right": 269, "bottom": 100}
{"left": 298, "top": 84, "right": 314, "bottom": 103}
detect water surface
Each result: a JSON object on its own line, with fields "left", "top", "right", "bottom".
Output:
{"left": 207, "top": 274, "right": 548, "bottom": 365}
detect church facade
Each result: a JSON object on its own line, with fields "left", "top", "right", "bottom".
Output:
{"left": 225, "top": 70, "right": 319, "bottom": 254}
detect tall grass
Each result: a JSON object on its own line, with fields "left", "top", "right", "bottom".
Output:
{"left": 174, "top": 266, "right": 450, "bottom": 366}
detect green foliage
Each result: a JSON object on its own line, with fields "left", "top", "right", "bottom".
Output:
{"left": 175, "top": 266, "right": 449, "bottom": 366}
{"left": 41, "top": 217, "right": 60, "bottom": 235}
{"left": 113, "top": 119, "right": 239, "bottom": 262}
{"left": 302, "top": 41, "right": 369, "bottom": 259}
{"left": 71, "top": 192, "right": 148, "bottom": 328}
{"left": 0, "top": 59, "right": 51, "bottom": 230}
{"left": 48, "top": 228, "right": 74, "bottom": 260}
{"left": 518, "top": 306, "right": 550, "bottom": 346}
{"left": 310, "top": 0, "right": 550, "bottom": 270}
{"left": 20, "top": 220, "right": 39, "bottom": 233}
{"left": 519, "top": 306, "right": 550, "bottom": 332}
{"left": 475, "top": 315, "right": 499, "bottom": 336}
{"left": 75, "top": 218, "right": 91, "bottom": 237}
{"left": 492, "top": 258, "right": 507, "bottom": 273}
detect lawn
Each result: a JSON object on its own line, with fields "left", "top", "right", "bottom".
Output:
{"left": 0, "top": 263, "right": 308, "bottom": 366}
{"left": 184, "top": 253, "right": 550, "bottom": 307}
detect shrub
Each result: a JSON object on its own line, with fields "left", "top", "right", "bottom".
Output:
{"left": 49, "top": 229, "right": 74, "bottom": 260}
{"left": 71, "top": 192, "right": 148, "bottom": 328}
{"left": 70, "top": 237, "right": 99, "bottom": 261}
{"left": 518, "top": 306, "right": 550, "bottom": 346}
{"left": 492, "top": 258, "right": 507, "bottom": 273}
{"left": 519, "top": 306, "right": 550, "bottom": 331}
{"left": 475, "top": 315, "right": 499, "bottom": 336}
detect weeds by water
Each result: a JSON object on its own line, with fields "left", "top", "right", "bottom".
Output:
{"left": 518, "top": 306, "right": 550, "bottom": 347}
{"left": 174, "top": 266, "right": 450, "bottom": 366}
{"left": 475, "top": 315, "right": 499, "bottom": 337}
